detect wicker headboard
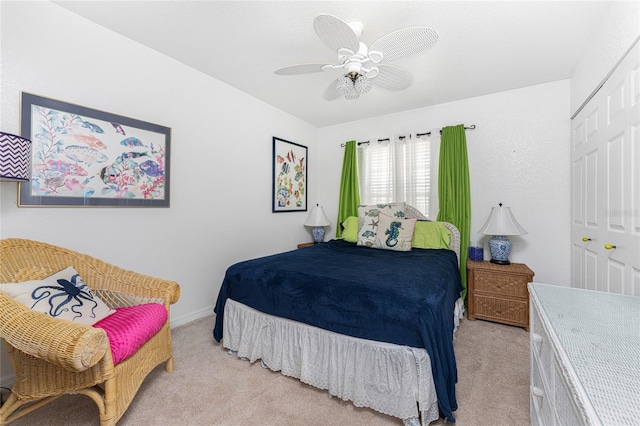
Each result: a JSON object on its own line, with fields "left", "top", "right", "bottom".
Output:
{"left": 404, "top": 205, "right": 461, "bottom": 266}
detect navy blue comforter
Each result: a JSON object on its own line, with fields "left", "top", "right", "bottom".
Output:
{"left": 213, "top": 239, "right": 463, "bottom": 422}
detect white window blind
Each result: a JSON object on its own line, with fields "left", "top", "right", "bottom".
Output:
{"left": 358, "top": 135, "right": 431, "bottom": 218}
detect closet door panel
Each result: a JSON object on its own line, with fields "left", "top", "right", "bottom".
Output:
{"left": 585, "top": 148, "right": 599, "bottom": 228}
{"left": 606, "top": 133, "right": 625, "bottom": 232}
{"left": 571, "top": 41, "right": 640, "bottom": 294}
{"left": 585, "top": 248, "right": 598, "bottom": 291}
{"left": 599, "top": 42, "right": 640, "bottom": 296}
{"left": 606, "top": 258, "right": 625, "bottom": 294}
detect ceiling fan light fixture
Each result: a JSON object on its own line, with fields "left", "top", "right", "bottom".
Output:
{"left": 336, "top": 75, "right": 359, "bottom": 99}
{"left": 346, "top": 71, "right": 360, "bottom": 81}
{"left": 355, "top": 75, "right": 372, "bottom": 95}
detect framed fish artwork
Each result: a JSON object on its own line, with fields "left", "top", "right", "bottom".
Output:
{"left": 272, "top": 136, "right": 307, "bottom": 213}
{"left": 18, "top": 92, "right": 170, "bottom": 207}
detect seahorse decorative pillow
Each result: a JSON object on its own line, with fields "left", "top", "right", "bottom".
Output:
{"left": 0, "top": 266, "right": 115, "bottom": 325}
{"left": 357, "top": 202, "right": 406, "bottom": 247}
{"left": 374, "top": 213, "right": 417, "bottom": 252}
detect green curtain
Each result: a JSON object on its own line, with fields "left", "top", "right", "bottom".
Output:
{"left": 436, "top": 125, "right": 471, "bottom": 302}
{"left": 336, "top": 140, "right": 360, "bottom": 238}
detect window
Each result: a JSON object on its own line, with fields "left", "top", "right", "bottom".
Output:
{"left": 358, "top": 135, "right": 431, "bottom": 217}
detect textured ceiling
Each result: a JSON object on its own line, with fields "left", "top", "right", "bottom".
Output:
{"left": 54, "top": 1, "right": 613, "bottom": 128}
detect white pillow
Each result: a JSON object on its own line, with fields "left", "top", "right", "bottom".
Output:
{"left": 374, "top": 213, "right": 417, "bottom": 252}
{"left": 357, "top": 202, "right": 406, "bottom": 247}
{"left": 0, "top": 266, "right": 115, "bottom": 325}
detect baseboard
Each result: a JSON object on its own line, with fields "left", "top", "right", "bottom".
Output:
{"left": 170, "top": 305, "right": 215, "bottom": 329}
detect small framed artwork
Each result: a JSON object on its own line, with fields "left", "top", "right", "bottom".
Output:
{"left": 19, "top": 92, "right": 171, "bottom": 207}
{"left": 272, "top": 136, "right": 307, "bottom": 213}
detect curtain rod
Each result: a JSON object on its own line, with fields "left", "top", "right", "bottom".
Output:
{"left": 340, "top": 124, "right": 476, "bottom": 147}
{"left": 416, "top": 124, "right": 476, "bottom": 138}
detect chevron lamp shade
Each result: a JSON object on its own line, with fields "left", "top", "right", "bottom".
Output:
{"left": 0, "top": 132, "right": 31, "bottom": 182}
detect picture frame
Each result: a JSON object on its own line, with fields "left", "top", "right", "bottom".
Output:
{"left": 272, "top": 136, "right": 307, "bottom": 213}
{"left": 19, "top": 92, "right": 171, "bottom": 207}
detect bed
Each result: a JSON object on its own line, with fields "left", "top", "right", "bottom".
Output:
{"left": 213, "top": 207, "right": 464, "bottom": 425}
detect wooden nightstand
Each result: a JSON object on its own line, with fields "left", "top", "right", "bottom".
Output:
{"left": 467, "top": 260, "right": 534, "bottom": 330}
{"left": 297, "top": 242, "right": 315, "bottom": 248}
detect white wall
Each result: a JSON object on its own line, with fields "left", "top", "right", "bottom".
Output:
{"left": 570, "top": 1, "right": 640, "bottom": 116}
{"left": 318, "top": 80, "right": 572, "bottom": 287}
{"left": 0, "top": 1, "right": 317, "bottom": 383}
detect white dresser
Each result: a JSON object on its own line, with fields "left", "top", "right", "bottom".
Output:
{"left": 528, "top": 283, "right": 640, "bottom": 425}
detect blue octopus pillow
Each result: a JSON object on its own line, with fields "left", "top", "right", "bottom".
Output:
{"left": 0, "top": 266, "right": 115, "bottom": 325}
{"left": 374, "top": 213, "right": 416, "bottom": 252}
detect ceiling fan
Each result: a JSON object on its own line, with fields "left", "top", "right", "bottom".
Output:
{"left": 274, "top": 14, "right": 439, "bottom": 100}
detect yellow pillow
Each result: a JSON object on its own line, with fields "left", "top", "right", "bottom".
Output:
{"left": 341, "top": 216, "right": 359, "bottom": 243}
{"left": 412, "top": 222, "right": 451, "bottom": 249}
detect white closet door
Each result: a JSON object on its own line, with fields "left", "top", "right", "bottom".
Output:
{"left": 571, "top": 41, "right": 640, "bottom": 296}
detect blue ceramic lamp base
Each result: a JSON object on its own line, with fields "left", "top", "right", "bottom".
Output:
{"left": 311, "top": 227, "right": 325, "bottom": 243}
{"left": 488, "top": 235, "right": 512, "bottom": 265}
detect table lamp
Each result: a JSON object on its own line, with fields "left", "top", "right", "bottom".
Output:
{"left": 0, "top": 131, "right": 31, "bottom": 181}
{"left": 478, "top": 203, "right": 527, "bottom": 265}
{"left": 304, "top": 204, "right": 331, "bottom": 243}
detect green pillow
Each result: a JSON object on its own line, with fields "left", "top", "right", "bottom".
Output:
{"left": 412, "top": 221, "right": 451, "bottom": 249}
{"left": 341, "top": 216, "right": 359, "bottom": 243}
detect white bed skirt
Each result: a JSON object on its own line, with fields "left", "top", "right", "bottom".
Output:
{"left": 222, "top": 298, "right": 465, "bottom": 424}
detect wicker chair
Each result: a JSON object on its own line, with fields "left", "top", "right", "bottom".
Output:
{"left": 0, "top": 238, "right": 180, "bottom": 425}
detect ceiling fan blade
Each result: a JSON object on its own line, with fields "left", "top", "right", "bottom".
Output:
{"left": 314, "top": 14, "right": 360, "bottom": 53}
{"left": 369, "top": 27, "right": 439, "bottom": 64}
{"left": 371, "top": 64, "right": 412, "bottom": 91}
{"left": 323, "top": 80, "right": 341, "bottom": 101}
{"left": 274, "top": 64, "right": 329, "bottom": 75}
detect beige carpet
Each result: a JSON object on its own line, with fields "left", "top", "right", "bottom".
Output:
{"left": 6, "top": 314, "right": 530, "bottom": 425}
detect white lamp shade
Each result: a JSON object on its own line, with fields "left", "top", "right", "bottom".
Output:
{"left": 478, "top": 204, "right": 527, "bottom": 236}
{"left": 304, "top": 204, "right": 331, "bottom": 227}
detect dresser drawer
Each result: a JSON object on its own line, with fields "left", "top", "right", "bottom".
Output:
{"left": 474, "top": 271, "right": 530, "bottom": 298}
{"left": 531, "top": 360, "right": 554, "bottom": 426}
{"left": 553, "top": 359, "right": 582, "bottom": 426}
{"left": 473, "top": 295, "right": 528, "bottom": 325}
{"left": 530, "top": 305, "right": 553, "bottom": 381}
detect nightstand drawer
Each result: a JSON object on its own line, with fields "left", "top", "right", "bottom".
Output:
{"left": 474, "top": 272, "right": 530, "bottom": 298}
{"left": 473, "top": 295, "right": 528, "bottom": 325}
{"left": 467, "top": 260, "right": 534, "bottom": 329}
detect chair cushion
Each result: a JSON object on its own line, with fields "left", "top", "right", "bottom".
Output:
{"left": 93, "top": 303, "right": 167, "bottom": 365}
